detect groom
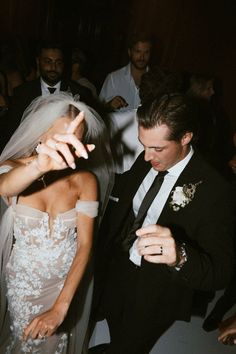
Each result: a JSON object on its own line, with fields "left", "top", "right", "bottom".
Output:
{"left": 92, "top": 94, "right": 235, "bottom": 354}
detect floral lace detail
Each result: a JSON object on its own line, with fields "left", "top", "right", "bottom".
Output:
{"left": 5, "top": 207, "right": 77, "bottom": 353}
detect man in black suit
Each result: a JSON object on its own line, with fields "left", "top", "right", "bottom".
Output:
{"left": 91, "top": 94, "right": 235, "bottom": 354}
{"left": 1, "top": 41, "right": 96, "bottom": 151}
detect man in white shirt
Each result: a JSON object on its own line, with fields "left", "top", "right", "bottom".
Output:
{"left": 99, "top": 33, "right": 152, "bottom": 112}
{"left": 92, "top": 94, "right": 234, "bottom": 354}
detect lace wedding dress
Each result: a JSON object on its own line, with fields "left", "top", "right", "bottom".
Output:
{"left": 0, "top": 166, "right": 98, "bottom": 354}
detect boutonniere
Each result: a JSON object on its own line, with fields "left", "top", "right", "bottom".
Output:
{"left": 170, "top": 181, "right": 202, "bottom": 211}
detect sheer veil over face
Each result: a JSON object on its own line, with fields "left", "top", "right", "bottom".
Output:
{"left": 0, "top": 92, "right": 113, "bottom": 213}
{"left": 1, "top": 93, "right": 105, "bottom": 160}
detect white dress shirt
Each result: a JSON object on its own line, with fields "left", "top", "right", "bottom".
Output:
{"left": 129, "top": 147, "right": 194, "bottom": 266}
{"left": 40, "top": 79, "right": 61, "bottom": 96}
{"left": 99, "top": 63, "right": 140, "bottom": 111}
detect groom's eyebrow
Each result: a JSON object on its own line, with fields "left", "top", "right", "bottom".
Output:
{"left": 138, "top": 137, "right": 167, "bottom": 150}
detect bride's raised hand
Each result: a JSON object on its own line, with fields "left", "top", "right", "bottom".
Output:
{"left": 34, "top": 111, "right": 95, "bottom": 172}
{"left": 54, "top": 111, "right": 95, "bottom": 159}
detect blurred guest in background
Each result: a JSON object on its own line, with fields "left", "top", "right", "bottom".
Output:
{"left": 99, "top": 32, "right": 152, "bottom": 112}
{"left": 0, "top": 41, "right": 96, "bottom": 153}
{"left": 186, "top": 73, "right": 234, "bottom": 178}
{"left": 71, "top": 48, "right": 98, "bottom": 99}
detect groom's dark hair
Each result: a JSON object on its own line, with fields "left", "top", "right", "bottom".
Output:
{"left": 137, "top": 93, "right": 199, "bottom": 143}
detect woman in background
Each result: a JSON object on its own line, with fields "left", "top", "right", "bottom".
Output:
{"left": 186, "top": 73, "right": 233, "bottom": 178}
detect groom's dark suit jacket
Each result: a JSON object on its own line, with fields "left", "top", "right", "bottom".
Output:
{"left": 95, "top": 151, "right": 235, "bottom": 322}
{"left": 0, "top": 78, "right": 98, "bottom": 152}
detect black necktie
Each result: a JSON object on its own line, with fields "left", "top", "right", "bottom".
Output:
{"left": 48, "top": 87, "right": 56, "bottom": 94}
{"left": 122, "top": 170, "right": 168, "bottom": 251}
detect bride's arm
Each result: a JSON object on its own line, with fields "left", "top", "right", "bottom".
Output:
{"left": 23, "top": 171, "right": 98, "bottom": 340}
{"left": 0, "top": 113, "right": 94, "bottom": 197}
{"left": 0, "top": 159, "right": 46, "bottom": 197}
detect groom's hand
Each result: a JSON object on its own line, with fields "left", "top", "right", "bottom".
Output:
{"left": 136, "top": 224, "right": 178, "bottom": 266}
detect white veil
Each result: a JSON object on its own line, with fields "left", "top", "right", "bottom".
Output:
{"left": 0, "top": 92, "right": 114, "bottom": 214}
{"left": 0, "top": 92, "right": 114, "bottom": 349}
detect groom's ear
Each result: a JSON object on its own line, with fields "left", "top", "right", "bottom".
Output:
{"left": 181, "top": 132, "right": 193, "bottom": 146}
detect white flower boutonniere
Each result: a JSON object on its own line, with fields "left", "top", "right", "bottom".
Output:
{"left": 170, "top": 181, "right": 202, "bottom": 211}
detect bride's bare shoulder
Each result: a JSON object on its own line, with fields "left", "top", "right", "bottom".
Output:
{"left": 70, "top": 170, "right": 98, "bottom": 198}
{"left": 71, "top": 170, "right": 97, "bottom": 186}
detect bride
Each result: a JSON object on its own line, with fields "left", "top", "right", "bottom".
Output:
{"left": 0, "top": 93, "right": 113, "bottom": 353}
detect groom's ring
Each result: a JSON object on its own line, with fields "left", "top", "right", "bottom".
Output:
{"left": 154, "top": 245, "right": 163, "bottom": 256}
{"left": 160, "top": 245, "right": 163, "bottom": 255}
{"left": 38, "top": 332, "right": 45, "bottom": 339}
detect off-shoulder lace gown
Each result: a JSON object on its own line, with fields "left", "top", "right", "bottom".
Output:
{"left": 4, "top": 200, "right": 97, "bottom": 354}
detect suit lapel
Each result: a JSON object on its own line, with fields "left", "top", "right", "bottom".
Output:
{"left": 60, "top": 80, "right": 69, "bottom": 92}
{"left": 119, "top": 154, "right": 150, "bottom": 209}
{"left": 157, "top": 153, "right": 205, "bottom": 225}
{"left": 110, "top": 153, "right": 151, "bottom": 237}
{"left": 31, "top": 78, "right": 42, "bottom": 97}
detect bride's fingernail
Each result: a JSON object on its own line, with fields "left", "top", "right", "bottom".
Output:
{"left": 81, "top": 150, "right": 88, "bottom": 159}
{"left": 89, "top": 144, "right": 95, "bottom": 151}
{"left": 70, "top": 162, "right": 76, "bottom": 169}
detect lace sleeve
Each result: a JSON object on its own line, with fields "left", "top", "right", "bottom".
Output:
{"left": 75, "top": 200, "right": 99, "bottom": 218}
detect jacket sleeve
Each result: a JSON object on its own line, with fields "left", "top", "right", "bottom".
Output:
{"left": 177, "top": 180, "right": 235, "bottom": 292}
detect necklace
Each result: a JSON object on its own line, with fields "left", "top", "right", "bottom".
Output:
{"left": 38, "top": 175, "right": 47, "bottom": 188}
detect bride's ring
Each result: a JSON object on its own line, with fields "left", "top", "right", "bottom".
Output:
{"left": 54, "top": 142, "right": 59, "bottom": 150}
{"left": 35, "top": 142, "right": 42, "bottom": 154}
{"left": 38, "top": 332, "right": 45, "bottom": 339}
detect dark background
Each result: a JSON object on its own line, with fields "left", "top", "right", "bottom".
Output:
{"left": 0, "top": 0, "right": 235, "bottom": 129}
